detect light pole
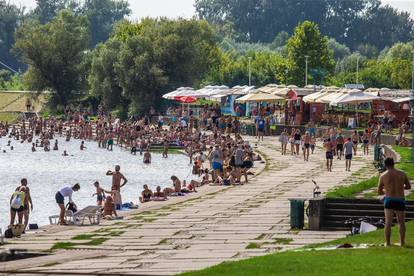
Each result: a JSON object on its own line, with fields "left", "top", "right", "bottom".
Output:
{"left": 304, "top": 55, "right": 309, "bottom": 86}
{"left": 248, "top": 57, "right": 252, "bottom": 86}
{"left": 356, "top": 55, "right": 360, "bottom": 84}
{"left": 285, "top": 68, "right": 288, "bottom": 86}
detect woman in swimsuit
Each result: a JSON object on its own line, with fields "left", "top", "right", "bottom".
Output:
{"left": 139, "top": 185, "right": 153, "bottom": 203}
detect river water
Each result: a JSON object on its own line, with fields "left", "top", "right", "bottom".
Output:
{"left": 0, "top": 137, "right": 192, "bottom": 229}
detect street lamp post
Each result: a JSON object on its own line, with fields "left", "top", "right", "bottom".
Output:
{"left": 304, "top": 55, "right": 309, "bottom": 86}
{"left": 356, "top": 55, "right": 360, "bottom": 84}
{"left": 248, "top": 57, "right": 252, "bottom": 86}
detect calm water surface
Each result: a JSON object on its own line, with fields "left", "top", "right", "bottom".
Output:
{"left": 0, "top": 137, "right": 192, "bottom": 229}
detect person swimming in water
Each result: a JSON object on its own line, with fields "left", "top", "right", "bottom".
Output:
{"left": 143, "top": 149, "right": 151, "bottom": 164}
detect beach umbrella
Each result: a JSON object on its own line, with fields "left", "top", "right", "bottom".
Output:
{"left": 330, "top": 89, "right": 380, "bottom": 127}
{"left": 236, "top": 92, "right": 284, "bottom": 103}
{"left": 330, "top": 89, "right": 380, "bottom": 106}
{"left": 174, "top": 96, "right": 197, "bottom": 103}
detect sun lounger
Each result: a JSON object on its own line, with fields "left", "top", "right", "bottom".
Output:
{"left": 49, "top": 206, "right": 101, "bottom": 226}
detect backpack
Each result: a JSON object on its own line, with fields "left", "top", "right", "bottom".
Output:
{"left": 10, "top": 193, "right": 21, "bottom": 209}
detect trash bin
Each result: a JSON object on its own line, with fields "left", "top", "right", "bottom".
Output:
{"left": 290, "top": 199, "right": 305, "bottom": 229}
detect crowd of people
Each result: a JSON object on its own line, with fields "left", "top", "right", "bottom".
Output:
{"left": 1, "top": 103, "right": 412, "bottom": 247}
{"left": 2, "top": 105, "right": 261, "bottom": 229}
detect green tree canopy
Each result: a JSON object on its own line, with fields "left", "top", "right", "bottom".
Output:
{"left": 13, "top": 10, "right": 89, "bottom": 109}
{"left": 287, "top": 21, "right": 334, "bottom": 86}
{"left": 0, "top": 0, "right": 25, "bottom": 71}
{"left": 195, "top": 0, "right": 414, "bottom": 50}
{"left": 89, "top": 18, "right": 221, "bottom": 115}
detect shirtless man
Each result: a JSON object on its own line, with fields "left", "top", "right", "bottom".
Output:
{"left": 324, "top": 138, "right": 334, "bottom": 172}
{"left": 378, "top": 158, "right": 411, "bottom": 247}
{"left": 302, "top": 131, "right": 311, "bottom": 161}
{"left": 106, "top": 165, "right": 128, "bottom": 210}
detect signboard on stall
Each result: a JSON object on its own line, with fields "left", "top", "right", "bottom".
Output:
{"left": 348, "top": 117, "right": 356, "bottom": 128}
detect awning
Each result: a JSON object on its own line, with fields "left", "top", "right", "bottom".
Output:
{"left": 330, "top": 90, "right": 380, "bottom": 106}
{"left": 236, "top": 92, "right": 284, "bottom": 103}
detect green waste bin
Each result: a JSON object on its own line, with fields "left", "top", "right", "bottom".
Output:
{"left": 290, "top": 199, "right": 305, "bottom": 229}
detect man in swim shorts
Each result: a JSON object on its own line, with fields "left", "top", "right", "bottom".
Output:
{"left": 106, "top": 165, "right": 128, "bottom": 210}
{"left": 343, "top": 138, "right": 353, "bottom": 172}
{"left": 377, "top": 158, "right": 411, "bottom": 247}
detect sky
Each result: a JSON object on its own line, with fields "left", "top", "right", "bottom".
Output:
{"left": 10, "top": 0, "right": 414, "bottom": 20}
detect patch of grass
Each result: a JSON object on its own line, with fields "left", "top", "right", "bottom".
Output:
{"left": 0, "top": 112, "right": 20, "bottom": 123}
{"left": 245, "top": 243, "right": 261, "bottom": 249}
{"left": 51, "top": 242, "right": 76, "bottom": 250}
{"left": 393, "top": 146, "right": 414, "bottom": 180}
{"left": 51, "top": 237, "right": 108, "bottom": 251}
{"left": 85, "top": 238, "right": 108, "bottom": 246}
{"left": 326, "top": 176, "right": 379, "bottom": 198}
{"left": 108, "top": 231, "right": 124, "bottom": 237}
{"left": 71, "top": 234, "right": 96, "bottom": 240}
{"left": 272, "top": 238, "right": 293, "bottom": 245}
{"left": 182, "top": 222, "right": 414, "bottom": 276}
{"left": 158, "top": 238, "right": 169, "bottom": 245}
{"left": 143, "top": 217, "right": 157, "bottom": 223}
{"left": 255, "top": 234, "right": 266, "bottom": 240}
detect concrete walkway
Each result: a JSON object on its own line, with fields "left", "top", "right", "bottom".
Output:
{"left": 1, "top": 137, "right": 374, "bottom": 275}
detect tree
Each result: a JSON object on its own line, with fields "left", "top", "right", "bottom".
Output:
{"left": 32, "top": 0, "right": 80, "bottom": 23}
{"left": 14, "top": 10, "right": 89, "bottom": 109}
{"left": 271, "top": 31, "right": 289, "bottom": 49}
{"left": 287, "top": 21, "right": 334, "bottom": 86}
{"left": 327, "top": 38, "right": 350, "bottom": 60}
{"left": 381, "top": 42, "right": 413, "bottom": 61}
{"left": 89, "top": 18, "right": 221, "bottom": 115}
{"left": 205, "top": 51, "right": 288, "bottom": 87}
{"left": 195, "top": 0, "right": 414, "bottom": 50}
{"left": 0, "top": 1, "right": 25, "bottom": 71}
{"left": 81, "top": 0, "right": 131, "bottom": 47}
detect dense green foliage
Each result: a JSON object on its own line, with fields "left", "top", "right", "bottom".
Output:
{"left": 195, "top": 0, "right": 414, "bottom": 51}
{"left": 182, "top": 221, "right": 414, "bottom": 276}
{"left": 0, "top": 0, "right": 130, "bottom": 74}
{"left": 287, "top": 21, "right": 334, "bottom": 86}
{"left": 0, "top": 0, "right": 25, "bottom": 71}
{"left": 2, "top": 0, "right": 414, "bottom": 113}
{"left": 13, "top": 10, "right": 90, "bottom": 109}
{"left": 89, "top": 19, "right": 221, "bottom": 115}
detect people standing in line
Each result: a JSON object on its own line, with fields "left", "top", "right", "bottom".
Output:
{"left": 378, "top": 158, "right": 411, "bottom": 247}
{"left": 55, "top": 184, "right": 80, "bottom": 225}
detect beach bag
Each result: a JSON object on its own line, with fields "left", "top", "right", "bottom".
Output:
{"left": 11, "top": 224, "right": 25, "bottom": 238}
{"left": 10, "top": 194, "right": 21, "bottom": 210}
{"left": 4, "top": 228, "right": 13, "bottom": 239}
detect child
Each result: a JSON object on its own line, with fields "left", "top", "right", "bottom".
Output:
{"left": 92, "top": 181, "right": 106, "bottom": 206}
{"left": 310, "top": 136, "right": 316, "bottom": 154}
{"left": 102, "top": 196, "right": 118, "bottom": 219}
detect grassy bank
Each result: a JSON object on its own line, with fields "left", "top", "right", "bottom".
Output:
{"left": 326, "top": 176, "right": 379, "bottom": 198}
{"left": 393, "top": 146, "right": 414, "bottom": 200}
{"left": 182, "top": 222, "right": 414, "bottom": 276}
{"left": 0, "top": 112, "right": 20, "bottom": 123}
